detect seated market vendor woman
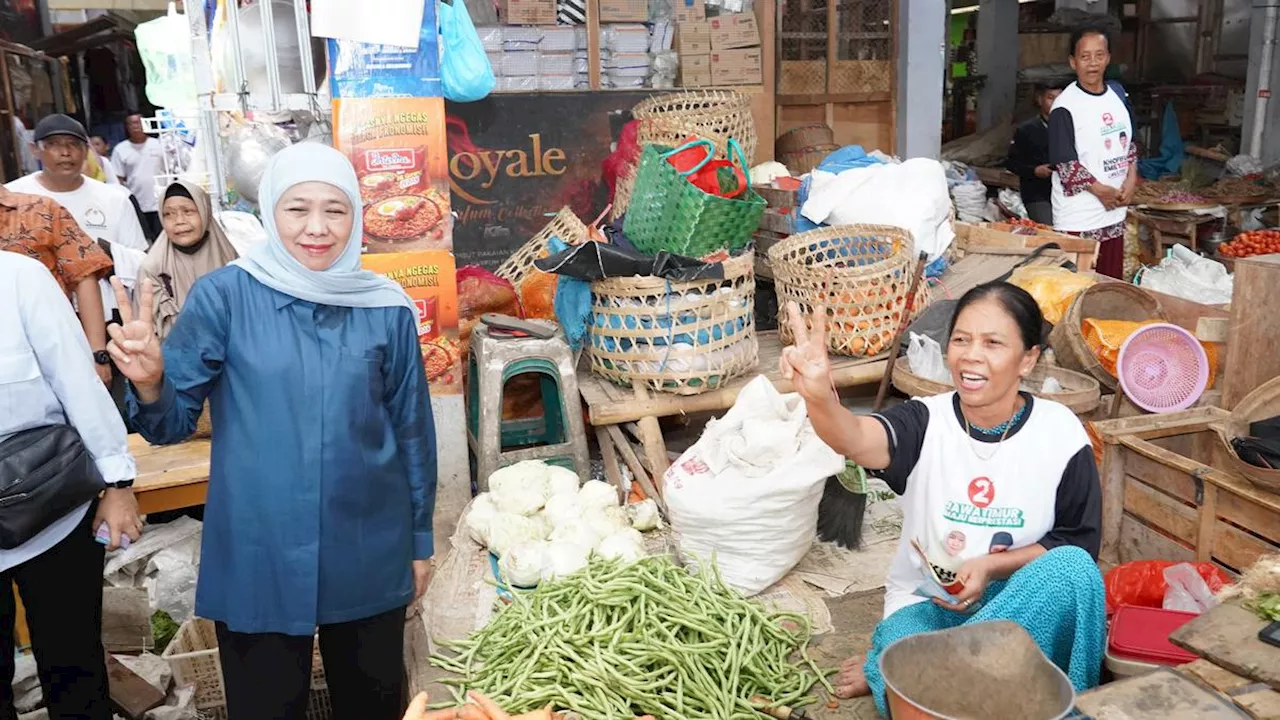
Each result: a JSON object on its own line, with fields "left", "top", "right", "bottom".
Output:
{"left": 780, "top": 281, "right": 1106, "bottom": 715}
{"left": 107, "top": 143, "right": 436, "bottom": 720}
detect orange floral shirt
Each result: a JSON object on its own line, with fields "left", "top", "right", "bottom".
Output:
{"left": 0, "top": 189, "right": 113, "bottom": 294}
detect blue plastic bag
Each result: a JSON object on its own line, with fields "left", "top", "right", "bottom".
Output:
{"left": 439, "top": 0, "right": 495, "bottom": 102}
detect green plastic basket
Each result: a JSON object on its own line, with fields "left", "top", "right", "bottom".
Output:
{"left": 623, "top": 138, "right": 766, "bottom": 258}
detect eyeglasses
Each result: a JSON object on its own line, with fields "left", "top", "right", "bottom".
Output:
{"left": 36, "top": 137, "right": 86, "bottom": 153}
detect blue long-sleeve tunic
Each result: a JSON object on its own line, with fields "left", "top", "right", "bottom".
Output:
{"left": 128, "top": 266, "right": 436, "bottom": 636}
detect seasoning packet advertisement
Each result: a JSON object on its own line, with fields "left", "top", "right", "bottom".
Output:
{"left": 334, "top": 96, "right": 452, "bottom": 255}
{"left": 362, "top": 251, "right": 462, "bottom": 396}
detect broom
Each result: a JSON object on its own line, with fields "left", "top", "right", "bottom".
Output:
{"left": 814, "top": 252, "right": 928, "bottom": 549}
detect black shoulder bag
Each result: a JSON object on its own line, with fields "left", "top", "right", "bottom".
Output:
{"left": 0, "top": 425, "right": 105, "bottom": 549}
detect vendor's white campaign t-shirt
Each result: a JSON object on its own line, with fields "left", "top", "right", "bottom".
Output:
{"left": 111, "top": 137, "right": 165, "bottom": 212}
{"left": 5, "top": 173, "right": 149, "bottom": 314}
{"left": 871, "top": 392, "right": 1094, "bottom": 618}
{"left": 1049, "top": 82, "right": 1133, "bottom": 232}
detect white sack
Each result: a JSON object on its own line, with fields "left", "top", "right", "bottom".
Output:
{"left": 663, "top": 376, "right": 844, "bottom": 595}
{"left": 800, "top": 158, "right": 955, "bottom": 262}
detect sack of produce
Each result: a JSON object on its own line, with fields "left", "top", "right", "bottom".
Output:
{"left": 663, "top": 375, "right": 844, "bottom": 595}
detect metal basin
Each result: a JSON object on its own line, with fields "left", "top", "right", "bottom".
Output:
{"left": 879, "top": 620, "right": 1076, "bottom": 720}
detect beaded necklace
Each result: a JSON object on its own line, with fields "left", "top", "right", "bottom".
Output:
{"left": 967, "top": 401, "right": 1028, "bottom": 437}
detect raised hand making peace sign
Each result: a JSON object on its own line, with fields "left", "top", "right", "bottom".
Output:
{"left": 106, "top": 277, "right": 165, "bottom": 399}
{"left": 778, "top": 299, "right": 836, "bottom": 405}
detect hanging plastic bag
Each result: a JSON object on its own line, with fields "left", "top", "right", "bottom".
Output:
{"left": 134, "top": 3, "right": 198, "bottom": 109}
{"left": 439, "top": 0, "right": 495, "bottom": 103}
{"left": 907, "top": 332, "right": 950, "bottom": 385}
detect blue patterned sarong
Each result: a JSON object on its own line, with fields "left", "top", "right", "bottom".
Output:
{"left": 864, "top": 546, "right": 1107, "bottom": 717}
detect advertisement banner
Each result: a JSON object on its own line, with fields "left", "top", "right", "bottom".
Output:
{"left": 362, "top": 251, "right": 463, "bottom": 396}
{"left": 446, "top": 92, "right": 653, "bottom": 269}
{"left": 325, "top": 1, "right": 442, "bottom": 100}
{"left": 334, "top": 97, "right": 453, "bottom": 254}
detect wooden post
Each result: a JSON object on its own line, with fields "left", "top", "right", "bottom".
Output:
{"left": 1099, "top": 441, "right": 1127, "bottom": 565}
{"left": 586, "top": 0, "right": 601, "bottom": 90}
{"left": 1222, "top": 254, "right": 1280, "bottom": 410}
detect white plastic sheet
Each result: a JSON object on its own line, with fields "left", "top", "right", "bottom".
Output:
{"left": 801, "top": 158, "right": 955, "bottom": 262}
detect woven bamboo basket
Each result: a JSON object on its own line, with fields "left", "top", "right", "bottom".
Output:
{"left": 1047, "top": 283, "right": 1165, "bottom": 391}
{"left": 776, "top": 124, "right": 834, "bottom": 156}
{"left": 613, "top": 90, "right": 758, "bottom": 219}
{"left": 770, "top": 225, "right": 932, "bottom": 358}
{"left": 780, "top": 144, "right": 840, "bottom": 175}
{"left": 891, "top": 361, "right": 1102, "bottom": 415}
{"left": 586, "top": 252, "right": 757, "bottom": 395}
{"left": 494, "top": 206, "right": 590, "bottom": 289}
{"left": 1216, "top": 375, "right": 1280, "bottom": 494}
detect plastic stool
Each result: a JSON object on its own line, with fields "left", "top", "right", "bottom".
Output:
{"left": 465, "top": 320, "right": 590, "bottom": 491}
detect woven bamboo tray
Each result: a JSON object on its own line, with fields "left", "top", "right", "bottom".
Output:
{"left": 586, "top": 252, "right": 757, "bottom": 395}
{"left": 1217, "top": 374, "right": 1280, "bottom": 494}
{"left": 775, "top": 124, "right": 834, "bottom": 156}
{"left": 494, "top": 207, "right": 590, "bottom": 289}
{"left": 891, "top": 361, "right": 1102, "bottom": 415}
{"left": 613, "top": 90, "right": 758, "bottom": 219}
{"left": 769, "top": 225, "right": 931, "bottom": 358}
{"left": 1048, "top": 283, "right": 1165, "bottom": 392}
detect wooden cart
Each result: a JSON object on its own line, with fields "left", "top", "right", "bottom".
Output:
{"left": 1092, "top": 409, "right": 1280, "bottom": 574}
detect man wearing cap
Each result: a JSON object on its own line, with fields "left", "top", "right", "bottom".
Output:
{"left": 5, "top": 114, "right": 149, "bottom": 392}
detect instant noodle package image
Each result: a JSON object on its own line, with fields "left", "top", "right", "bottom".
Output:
{"left": 362, "top": 251, "right": 462, "bottom": 395}
{"left": 334, "top": 97, "right": 452, "bottom": 253}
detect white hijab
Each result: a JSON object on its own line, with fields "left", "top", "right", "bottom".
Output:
{"left": 230, "top": 143, "right": 413, "bottom": 311}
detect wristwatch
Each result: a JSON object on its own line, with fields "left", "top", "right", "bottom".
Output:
{"left": 93, "top": 350, "right": 111, "bottom": 365}
{"left": 105, "top": 479, "right": 135, "bottom": 489}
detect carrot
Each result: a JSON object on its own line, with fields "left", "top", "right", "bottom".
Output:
{"left": 468, "top": 692, "right": 512, "bottom": 720}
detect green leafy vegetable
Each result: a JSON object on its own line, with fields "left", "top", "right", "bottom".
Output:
{"left": 151, "top": 610, "right": 179, "bottom": 653}
{"left": 1245, "top": 592, "right": 1280, "bottom": 622}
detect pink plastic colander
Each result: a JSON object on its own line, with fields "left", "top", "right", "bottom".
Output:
{"left": 1116, "top": 322, "right": 1209, "bottom": 413}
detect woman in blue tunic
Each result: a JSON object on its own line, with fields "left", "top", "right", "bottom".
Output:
{"left": 779, "top": 282, "right": 1106, "bottom": 715}
{"left": 107, "top": 143, "right": 436, "bottom": 720}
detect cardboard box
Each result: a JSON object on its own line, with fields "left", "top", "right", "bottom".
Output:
{"left": 671, "top": 0, "right": 705, "bottom": 23}
{"left": 711, "top": 48, "right": 762, "bottom": 85}
{"left": 501, "top": 0, "right": 556, "bottom": 25}
{"left": 709, "top": 13, "right": 759, "bottom": 50}
{"left": 600, "top": 0, "right": 648, "bottom": 22}
{"left": 676, "top": 21, "right": 711, "bottom": 55}
{"left": 680, "top": 54, "right": 711, "bottom": 86}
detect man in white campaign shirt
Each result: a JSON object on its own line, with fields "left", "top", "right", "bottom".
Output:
{"left": 111, "top": 113, "right": 166, "bottom": 241}
{"left": 6, "top": 114, "right": 149, "bottom": 407}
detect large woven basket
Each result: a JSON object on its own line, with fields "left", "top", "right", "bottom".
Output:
{"left": 1216, "top": 375, "right": 1280, "bottom": 494}
{"left": 586, "top": 252, "right": 757, "bottom": 395}
{"left": 891, "top": 360, "right": 1102, "bottom": 415}
{"left": 780, "top": 144, "right": 839, "bottom": 175}
{"left": 770, "top": 225, "right": 932, "bottom": 358}
{"left": 776, "top": 124, "right": 834, "bottom": 156}
{"left": 1047, "top": 283, "right": 1165, "bottom": 391}
{"left": 162, "top": 618, "right": 330, "bottom": 719}
{"left": 613, "top": 90, "right": 758, "bottom": 219}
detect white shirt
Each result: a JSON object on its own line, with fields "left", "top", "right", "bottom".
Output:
{"left": 98, "top": 154, "right": 122, "bottom": 186}
{"left": 0, "top": 252, "right": 137, "bottom": 573}
{"left": 5, "top": 173, "right": 149, "bottom": 316}
{"left": 111, "top": 138, "right": 165, "bottom": 212}
{"left": 1050, "top": 82, "right": 1133, "bottom": 232}
{"left": 880, "top": 392, "right": 1088, "bottom": 618}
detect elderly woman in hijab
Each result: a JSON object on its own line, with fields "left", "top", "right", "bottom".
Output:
{"left": 108, "top": 143, "right": 436, "bottom": 720}
{"left": 139, "top": 181, "right": 239, "bottom": 340}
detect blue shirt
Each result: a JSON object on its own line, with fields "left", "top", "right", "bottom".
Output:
{"left": 128, "top": 266, "right": 436, "bottom": 636}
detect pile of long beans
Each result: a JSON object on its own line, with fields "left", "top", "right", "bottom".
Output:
{"left": 429, "top": 556, "right": 834, "bottom": 719}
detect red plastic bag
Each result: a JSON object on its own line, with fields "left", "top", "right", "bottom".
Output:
{"left": 665, "top": 136, "right": 747, "bottom": 199}
{"left": 602, "top": 120, "right": 642, "bottom": 198}
{"left": 457, "top": 265, "right": 523, "bottom": 354}
{"left": 1103, "top": 560, "right": 1230, "bottom": 615}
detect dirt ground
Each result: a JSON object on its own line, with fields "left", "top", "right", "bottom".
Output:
{"left": 408, "top": 587, "right": 889, "bottom": 719}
